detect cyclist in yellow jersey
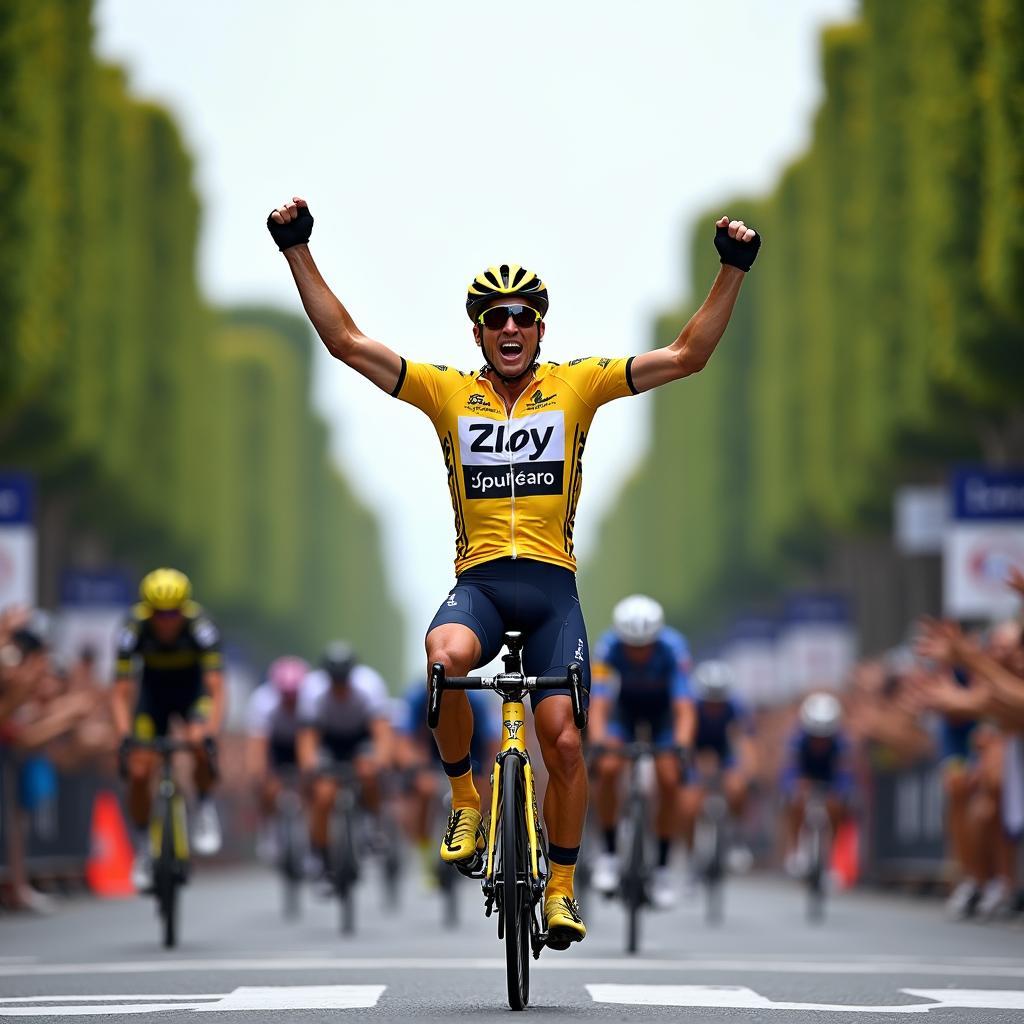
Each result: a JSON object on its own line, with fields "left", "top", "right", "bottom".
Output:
{"left": 267, "top": 197, "right": 760, "bottom": 946}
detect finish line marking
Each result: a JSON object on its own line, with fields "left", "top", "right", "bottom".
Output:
{"left": 587, "top": 985, "right": 1024, "bottom": 1014}
{"left": 5, "top": 955, "right": 1024, "bottom": 979}
{"left": 0, "top": 987, "right": 385, "bottom": 1017}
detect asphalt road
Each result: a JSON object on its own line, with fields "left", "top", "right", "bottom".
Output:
{"left": 3, "top": 861, "right": 1024, "bottom": 1021}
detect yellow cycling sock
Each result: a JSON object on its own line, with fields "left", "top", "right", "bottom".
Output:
{"left": 546, "top": 861, "right": 575, "bottom": 901}
{"left": 448, "top": 769, "right": 480, "bottom": 812}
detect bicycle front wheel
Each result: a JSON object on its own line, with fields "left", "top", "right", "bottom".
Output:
{"left": 330, "top": 803, "right": 359, "bottom": 936}
{"left": 622, "top": 798, "right": 647, "bottom": 954}
{"left": 500, "top": 754, "right": 530, "bottom": 1011}
{"left": 156, "top": 804, "right": 179, "bottom": 949}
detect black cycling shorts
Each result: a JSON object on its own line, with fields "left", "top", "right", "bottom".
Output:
{"left": 133, "top": 683, "right": 210, "bottom": 739}
{"left": 427, "top": 557, "right": 591, "bottom": 711}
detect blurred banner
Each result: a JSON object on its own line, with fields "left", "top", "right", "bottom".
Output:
{"left": 57, "top": 570, "right": 135, "bottom": 684}
{"left": 895, "top": 486, "right": 948, "bottom": 556}
{"left": 776, "top": 593, "right": 855, "bottom": 699}
{"left": 943, "top": 468, "right": 1024, "bottom": 619}
{"left": 724, "top": 615, "right": 780, "bottom": 707}
{"left": 0, "top": 474, "right": 36, "bottom": 609}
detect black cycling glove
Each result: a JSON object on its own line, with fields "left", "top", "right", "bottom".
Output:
{"left": 714, "top": 223, "right": 761, "bottom": 272}
{"left": 267, "top": 206, "right": 314, "bottom": 251}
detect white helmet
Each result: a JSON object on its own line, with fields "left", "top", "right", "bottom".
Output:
{"left": 612, "top": 595, "right": 664, "bottom": 646}
{"left": 692, "top": 660, "right": 735, "bottom": 701}
{"left": 800, "top": 692, "right": 842, "bottom": 737}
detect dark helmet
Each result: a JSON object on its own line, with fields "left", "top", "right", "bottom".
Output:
{"left": 321, "top": 640, "right": 357, "bottom": 682}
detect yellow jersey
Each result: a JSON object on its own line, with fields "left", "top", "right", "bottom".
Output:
{"left": 393, "top": 356, "right": 638, "bottom": 575}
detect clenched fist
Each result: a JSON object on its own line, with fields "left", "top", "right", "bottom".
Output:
{"left": 267, "top": 196, "right": 313, "bottom": 251}
{"left": 714, "top": 216, "right": 760, "bottom": 272}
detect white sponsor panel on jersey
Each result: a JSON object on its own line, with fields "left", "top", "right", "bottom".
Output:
{"left": 458, "top": 410, "right": 565, "bottom": 499}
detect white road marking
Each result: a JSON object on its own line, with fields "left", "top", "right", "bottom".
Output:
{"left": 0, "top": 986, "right": 385, "bottom": 1017}
{"left": 0, "top": 996, "right": 223, "bottom": 1004}
{"left": 588, "top": 984, "right": 1024, "bottom": 1013}
{"left": 193, "top": 986, "right": 385, "bottom": 1012}
{"left": 5, "top": 955, "right": 1024, "bottom": 979}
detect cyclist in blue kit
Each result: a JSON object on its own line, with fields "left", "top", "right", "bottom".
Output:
{"left": 781, "top": 692, "right": 853, "bottom": 877}
{"left": 588, "top": 595, "right": 694, "bottom": 907}
{"left": 679, "top": 660, "right": 756, "bottom": 864}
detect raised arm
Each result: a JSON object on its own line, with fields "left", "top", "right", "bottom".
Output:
{"left": 268, "top": 197, "right": 403, "bottom": 393}
{"left": 630, "top": 216, "right": 760, "bottom": 393}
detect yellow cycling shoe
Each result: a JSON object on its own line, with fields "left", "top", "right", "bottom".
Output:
{"left": 439, "top": 807, "right": 485, "bottom": 865}
{"left": 543, "top": 894, "right": 587, "bottom": 949}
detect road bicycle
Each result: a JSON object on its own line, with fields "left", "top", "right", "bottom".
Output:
{"left": 123, "top": 738, "right": 213, "bottom": 948}
{"left": 428, "top": 630, "right": 586, "bottom": 1011}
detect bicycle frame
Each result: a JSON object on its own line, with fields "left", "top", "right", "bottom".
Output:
{"left": 426, "top": 630, "right": 587, "bottom": 1009}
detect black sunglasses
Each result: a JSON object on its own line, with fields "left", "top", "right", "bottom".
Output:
{"left": 478, "top": 304, "right": 541, "bottom": 331}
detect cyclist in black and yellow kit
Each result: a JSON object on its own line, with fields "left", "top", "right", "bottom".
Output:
{"left": 267, "top": 197, "right": 759, "bottom": 947}
{"left": 112, "top": 568, "right": 226, "bottom": 890}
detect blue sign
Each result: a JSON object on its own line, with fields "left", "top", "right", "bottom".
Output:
{"left": 782, "top": 592, "right": 850, "bottom": 626}
{"left": 727, "top": 615, "right": 779, "bottom": 644}
{"left": 60, "top": 569, "right": 134, "bottom": 608}
{"left": 952, "top": 467, "right": 1024, "bottom": 521}
{"left": 0, "top": 474, "right": 33, "bottom": 526}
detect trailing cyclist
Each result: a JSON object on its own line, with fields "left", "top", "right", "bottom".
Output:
{"left": 588, "top": 595, "right": 694, "bottom": 908}
{"left": 394, "top": 677, "right": 499, "bottom": 887}
{"left": 245, "top": 656, "right": 310, "bottom": 861}
{"left": 267, "top": 195, "right": 760, "bottom": 946}
{"left": 112, "top": 568, "right": 225, "bottom": 890}
{"left": 781, "top": 692, "right": 853, "bottom": 878}
{"left": 297, "top": 641, "right": 393, "bottom": 883}
{"left": 679, "top": 660, "right": 756, "bottom": 870}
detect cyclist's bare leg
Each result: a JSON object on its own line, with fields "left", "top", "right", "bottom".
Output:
{"left": 679, "top": 784, "right": 704, "bottom": 851}
{"left": 654, "top": 751, "right": 680, "bottom": 842}
{"left": 723, "top": 768, "right": 748, "bottom": 817}
{"left": 944, "top": 763, "right": 978, "bottom": 880}
{"left": 425, "top": 624, "right": 481, "bottom": 810}
{"left": 594, "top": 748, "right": 624, "bottom": 836}
{"left": 412, "top": 766, "right": 438, "bottom": 843}
{"left": 260, "top": 775, "right": 283, "bottom": 818}
{"left": 354, "top": 754, "right": 381, "bottom": 814}
{"left": 784, "top": 781, "right": 809, "bottom": 854}
{"left": 186, "top": 721, "right": 215, "bottom": 797}
{"left": 535, "top": 696, "right": 587, "bottom": 869}
{"left": 126, "top": 748, "right": 157, "bottom": 830}
{"left": 309, "top": 776, "right": 338, "bottom": 851}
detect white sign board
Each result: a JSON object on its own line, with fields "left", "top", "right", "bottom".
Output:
{"left": 943, "top": 524, "right": 1024, "bottom": 619}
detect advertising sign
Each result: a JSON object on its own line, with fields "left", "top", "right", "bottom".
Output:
{"left": 0, "top": 473, "right": 36, "bottom": 608}
{"left": 776, "top": 592, "right": 855, "bottom": 698}
{"left": 56, "top": 569, "right": 135, "bottom": 685}
{"left": 724, "top": 615, "right": 779, "bottom": 707}
{"left": 943, "top": 468, "right": 1024, "bottom": 619}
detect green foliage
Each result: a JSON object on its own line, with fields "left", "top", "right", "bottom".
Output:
{"left": 0, "top": 1, "right": 402, "bottom": 683}
{"left": 584, "top": 2, "right": 1023, "bottom": 640}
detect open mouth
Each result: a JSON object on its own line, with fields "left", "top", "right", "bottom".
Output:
{"left": 499, "top": 341, "right": 524, "bottom": 362}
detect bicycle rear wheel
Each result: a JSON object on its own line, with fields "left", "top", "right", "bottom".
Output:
{"left": 500, "top": 754, "right": 530, "bottom": 1011}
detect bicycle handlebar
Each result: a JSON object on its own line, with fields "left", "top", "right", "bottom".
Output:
{"left": 427, "top": 661, "right": 587, "bottom": 731}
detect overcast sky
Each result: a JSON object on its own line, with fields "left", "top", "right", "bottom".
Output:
{"left": 94, "top": 0, "right": 856, "bottom": 678}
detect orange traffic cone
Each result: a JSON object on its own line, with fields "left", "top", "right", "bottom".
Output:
{"left": 85, "top": 790, "right": 136, "bottom": 897}
{"left": 830, "top": 817, "right": 860, "bottom": 889}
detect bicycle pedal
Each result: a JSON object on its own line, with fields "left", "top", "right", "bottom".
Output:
{"left": 454, "top": 852, "right": 485, "bottom": 879}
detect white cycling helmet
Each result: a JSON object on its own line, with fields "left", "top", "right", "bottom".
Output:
{"left": 692, "top": 660, "right": 735, "bottom": 701}
{"left": 799, "top": 692, "right": 842, "bottom": 737}
{"left": 612, "top": 594, "right": 664, "bottom": 646}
